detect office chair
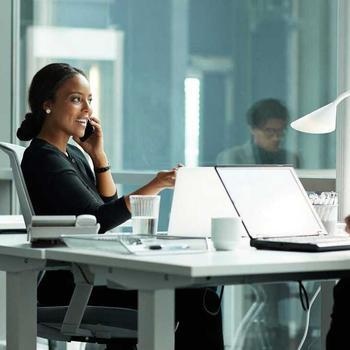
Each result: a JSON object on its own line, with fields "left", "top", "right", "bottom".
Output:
{"left": 0, "top": 142, "right": 137, "bottom": 350}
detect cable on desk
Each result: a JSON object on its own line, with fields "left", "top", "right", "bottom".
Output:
{"left": 297, "top": 285, "right": 321, "bottom": 350}
{"left": 298, "top": 281, "right": 309, "bottom": 311}
{"left": 203, "top": 286, "right": 224, "bottom": 316}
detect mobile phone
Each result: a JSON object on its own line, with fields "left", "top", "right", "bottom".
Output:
{"left": 80, "top": 120, "right": 94, "bottom": 142}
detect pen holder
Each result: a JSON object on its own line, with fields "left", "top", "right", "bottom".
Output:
{"left": 313, "top": 204, "right": 338, "bottom": 235}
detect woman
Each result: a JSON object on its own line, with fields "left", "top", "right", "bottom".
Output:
{"left": 17, "top": 63, "right": 223, "bottom": 350}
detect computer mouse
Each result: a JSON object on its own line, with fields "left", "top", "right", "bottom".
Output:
{"left": 75, "top": 214, "right": 97, "bottom": 226}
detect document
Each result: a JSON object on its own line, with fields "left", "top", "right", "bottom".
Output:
{"left": 61, "top": 233, "right": 209, "bottom": 255}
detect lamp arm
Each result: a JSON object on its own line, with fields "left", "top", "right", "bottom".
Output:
{"left": 335, "top": 90, "right": 350, "bottom": 106}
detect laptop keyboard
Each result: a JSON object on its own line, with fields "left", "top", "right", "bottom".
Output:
{"left": 267, "top": 235, "right": 350, "bottom": 244}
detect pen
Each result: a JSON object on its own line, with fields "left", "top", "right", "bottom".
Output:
{"left": 148, "top": 244, "right": 189, "bottom": 250}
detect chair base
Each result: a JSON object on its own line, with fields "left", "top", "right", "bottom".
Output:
{"left": 38, "top": 306, "right": 137, "bottom": 347}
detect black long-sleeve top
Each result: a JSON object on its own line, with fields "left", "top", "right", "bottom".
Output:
{"left": 21, "top": 138, "right": 130, "bottom": 233}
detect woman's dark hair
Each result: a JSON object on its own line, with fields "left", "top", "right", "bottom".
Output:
{"left": 246, "top": 98, "right": 289, "bottom": 129}
{"left": 17, "top": 63, "right": 86, "bottom": 141}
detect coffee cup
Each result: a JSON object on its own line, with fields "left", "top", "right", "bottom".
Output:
{"left": 211, "top": 217, "right": 242, "bottom": 251}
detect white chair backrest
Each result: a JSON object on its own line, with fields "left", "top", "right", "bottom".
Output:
{"left": 0, "top": 142, "right": 34, "bottom": 229}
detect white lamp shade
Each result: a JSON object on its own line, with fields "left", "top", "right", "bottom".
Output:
{"left": 290, "top": 102, "right": 337, "bottom": 134}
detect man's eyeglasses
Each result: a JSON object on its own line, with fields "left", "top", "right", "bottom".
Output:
{"left": 260, "top": 127, "right": 285, "bottom": 138}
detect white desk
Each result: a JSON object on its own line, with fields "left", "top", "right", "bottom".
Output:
{"left": 1, "top": 235, "right": 350, "bottom": 350}
{"left": 0, "top": 235, "right": 45, "bottom": 350}
{"left": 0, "top": 215, "right": 25, "bottom": 230}
{"left": 0, "top": 216, "right": 25, "bottom": 349}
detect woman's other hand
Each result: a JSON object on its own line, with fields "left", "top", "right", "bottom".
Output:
{"left": 155, "top": 164, "right": 183, "bottom": 190}
{"left": 124, "top": 164, "right": 183, "bottom": 211}
{"left": 153, "top": 169, "right": 177, "bottom": 190}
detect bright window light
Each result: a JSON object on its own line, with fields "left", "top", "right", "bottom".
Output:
{"left": 89, "top": 64, "right": 101, "bottom": 118}
{"left": 184, "top": 77, "right": 200, "bottom": 166}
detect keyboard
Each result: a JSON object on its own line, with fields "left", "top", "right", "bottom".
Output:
{"left": 266, "top": 235, "right": 350, "bottom": 244}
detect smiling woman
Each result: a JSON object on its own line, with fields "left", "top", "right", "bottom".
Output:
{"left": 17, "top": 63, "right": 179, "bottom": 209}
{"left": 41, "top": 74, "right": 93, "bottom": 149}
{"left": 16, "top": 62, "right": 224, "bottom": 350}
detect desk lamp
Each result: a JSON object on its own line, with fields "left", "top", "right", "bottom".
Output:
{"left": 290, "top": 90, "right": 350, "bottom": 133}
{"left": 290, "top": 91, "right": 350, "bottom": 219}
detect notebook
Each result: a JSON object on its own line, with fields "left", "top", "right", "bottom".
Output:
{"left": 215, "top": 165, "right": 350, "bottom": 252}
{"left": 168, "top": 167, "right": 238, "bottom": 237}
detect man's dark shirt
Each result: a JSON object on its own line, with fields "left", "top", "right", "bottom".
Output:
{"left": 21, "top": 138, "right": 130, "bottom": 233}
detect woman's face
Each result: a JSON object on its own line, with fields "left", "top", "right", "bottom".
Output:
{"left": 44, "top": 74, "right": 93, "bottom": 139}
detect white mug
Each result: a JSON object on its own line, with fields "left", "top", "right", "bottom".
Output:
{"left": 211, "top": 217, "right": 242, "bottom": 251}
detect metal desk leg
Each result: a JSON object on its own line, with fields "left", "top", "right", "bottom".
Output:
{"left": 6, "top": 270, "right": 37, "bottom": 350}
{"left": 138, "top": 289, "right": 175, "bottom": 350}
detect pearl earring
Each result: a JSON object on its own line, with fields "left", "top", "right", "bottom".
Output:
{"left": 45, "top": 108, "right": 51, "bottom": 114}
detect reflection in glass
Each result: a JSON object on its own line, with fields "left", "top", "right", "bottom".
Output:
{"left": 20, "top": 0, "right": 337, "bottom": 171}
{"left": 216, "top": 98, "right": 300, "bottom": 167}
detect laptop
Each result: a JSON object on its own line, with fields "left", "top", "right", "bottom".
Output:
{"left": 168, "top": 167, "right": 239, "bottom": 237}
{"left": 215, "top": 165, "right": 350, "bottom": 252}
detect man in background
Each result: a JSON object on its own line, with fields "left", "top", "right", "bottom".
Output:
{"left": 217, "top": 98, "right": 300, "bottom": 167}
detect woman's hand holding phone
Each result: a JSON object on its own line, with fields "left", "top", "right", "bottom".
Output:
{"left": 79, "top": 120, "right": 94, "bottom": 142}
{"left": 74, "top": 116, "right": 106, "bottom": 161}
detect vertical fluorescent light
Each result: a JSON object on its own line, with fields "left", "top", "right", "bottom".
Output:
{"left": 89, "top": 64, "right": 101, "bottom": 117}
{"left": 184, "top": 77, "right": 200, "bottom": 166}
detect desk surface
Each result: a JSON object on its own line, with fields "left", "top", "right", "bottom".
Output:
{"left": 0, "top": 216, "right": 347, "bottom": 282}
{"left": 0, "top": 215, "right": 25, "bottom": 230}
{"left": 44, "top": 240, "right": 350, "bottom": 280}
{"left": 2, "top": 234, "right": 350, "bottom": 282}
{"left": 0, "top": 234, "right": 45, "bottom": 259}
{"left": 0, "top": 232, "right": 349, "bottom": 350}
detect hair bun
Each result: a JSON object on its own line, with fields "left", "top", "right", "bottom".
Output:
{"left": 17, "top": 112, "right": 42, "bottom": 141}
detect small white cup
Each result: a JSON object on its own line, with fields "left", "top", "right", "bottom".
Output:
{"left": 211, "top": 217, "right": 242, "bottom": 251}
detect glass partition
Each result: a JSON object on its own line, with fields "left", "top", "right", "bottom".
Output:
{"left": 20, "top": 0, "right": 337, "bottom": 172}
{"left": 19, "top": 1, "right": 338, "bottom": 348}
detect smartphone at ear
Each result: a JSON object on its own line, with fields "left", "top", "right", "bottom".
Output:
{"left": 80, "top": 121, "right": 94, "bottom": 142}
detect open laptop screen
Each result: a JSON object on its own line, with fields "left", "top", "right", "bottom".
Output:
{"left": 215, "top": 166, "right": 325, "bottom": 238}
{"left": 168, "top": 167, "right": 238, "bottom": 237}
